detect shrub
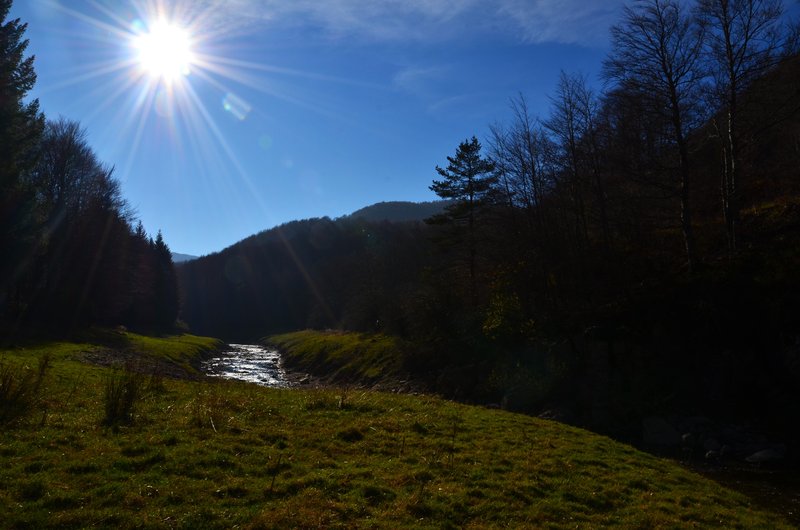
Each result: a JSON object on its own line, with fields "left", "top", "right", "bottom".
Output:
{"left": 0, "top": 354, "right": 50, "bottom": 426}
{"left": 103, "top": 363, "right": 145, "bottom": 426}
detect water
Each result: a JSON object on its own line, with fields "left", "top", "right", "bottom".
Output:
{"left": 202, "top": 344, "right": 290, "bottom": 387}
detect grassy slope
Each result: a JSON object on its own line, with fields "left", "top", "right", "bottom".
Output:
{"left": 267, "top": 330, "right": 406, "bottom": 384}
{"left": 13, "top": 329, "right": 226, "bottom": 378}
{"left": 0, "top": 336, "right": 790, "bottom": 528}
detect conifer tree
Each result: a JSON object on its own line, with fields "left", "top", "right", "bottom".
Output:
{"left": 429, "top": 136, "right": 496, "bottom": 305}
{"left": 0, "top": 0, "right": 44, "bottom": 317}
{"left": 152, "top": 231, "right": 179, "bottom": 330}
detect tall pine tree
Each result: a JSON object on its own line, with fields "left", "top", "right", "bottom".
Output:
{"left": 429, "top": 136, "right": 496, "bottom": 306}
{"left": 152, "top": 231, "right": 179, "bottom": 330}
{"left": 0, "top": 0, "right": 44, "bottom": 319}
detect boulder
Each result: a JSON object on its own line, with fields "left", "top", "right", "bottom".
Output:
{"left": 745, "top": 446, "right": 786, "bottom": 464}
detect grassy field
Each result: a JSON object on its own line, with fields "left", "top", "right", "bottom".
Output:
{"left": 0, "top": 334, "right": 792, "bottom": 528}
{"left": 267, "top": 330, "right": 408, "bottom": 385}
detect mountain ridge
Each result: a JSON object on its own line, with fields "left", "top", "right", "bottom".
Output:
{"left": 345, "top": 200, "right": 450, "bottom": 223}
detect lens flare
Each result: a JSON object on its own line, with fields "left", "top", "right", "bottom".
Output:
{"left": 134, "top": 20, "right": 194, "bottom": 82}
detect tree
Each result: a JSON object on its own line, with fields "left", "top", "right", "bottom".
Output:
{"left": 488, "top": 96, "right": 562, "bottom": 311}
{"left": 604, "top": 0, "right": 706, "bottom": 272}
{"left": 429, "top": 136, "right": 496, "bottom": 305}
{"left": 545, "top": 72, "right": 609, "bottom": 249}
{"left": 489, "top": 95, "right": 554, "bottom": 232}
{"left": 0, "top": 0, "right": 44, "bottom": 318}
{"left": 28, "top": 118, "right": 122, "bottom": 228}
{"left": 152, "top": 231, "right": 179, "bottom": 330}
{"left": 696, "top": 0, "right": 789, "bottom": 254}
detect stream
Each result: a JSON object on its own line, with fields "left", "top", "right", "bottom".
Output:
{"left": 202, "top": 343, "right": 291, "bottom": 387}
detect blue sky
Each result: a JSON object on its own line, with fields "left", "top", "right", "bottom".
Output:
{"left": 11, "top": 0, "right": 626, "bottom": 256}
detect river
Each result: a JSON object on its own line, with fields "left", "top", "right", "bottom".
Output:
{"left": 202, "top": 343, "right": 291, "bottom": 387}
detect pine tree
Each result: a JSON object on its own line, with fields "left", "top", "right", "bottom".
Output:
{"left": 429, "top": 136, "right": 496, "bottom": 305}
{"left": 0, "top": 0, "right": 45, "bottom": 318}
{"left": 152, "top": 231, "right": 179, "bottom": 330}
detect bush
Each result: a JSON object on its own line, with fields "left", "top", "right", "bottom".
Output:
{"left": 103, "top": 363, "right": 144, "bottom": 426}
{"left": 0, "top": 354, "right": 50, "bottom": 426}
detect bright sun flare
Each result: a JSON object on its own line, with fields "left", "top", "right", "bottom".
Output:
{"left": 134, "top": 20, "right": 194, "bottom": 82}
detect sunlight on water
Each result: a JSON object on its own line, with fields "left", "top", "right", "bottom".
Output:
{"left": 202, "top": 344, "right": 290, "bottom": 387}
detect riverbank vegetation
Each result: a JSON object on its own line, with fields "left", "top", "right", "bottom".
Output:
{"left": 267, "top": 330, "right": 408, "bottom": 387}
{"left": 1, "top": 337, "right": 792, "bottom": 528}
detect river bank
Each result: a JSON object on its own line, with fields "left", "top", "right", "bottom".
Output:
{"left": 2, "top": 339, "right": 790, "bottom": 528}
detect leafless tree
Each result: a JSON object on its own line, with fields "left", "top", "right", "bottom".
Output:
{"left": 604, "top": 0, "right": 706, "bottom": 272}
{"left": 488, "top": 94, "right": 554, "bottom": 236}
{"left": 27, "top": 118, "right": 124, "bottom": 231}
{"left": 544, "top": 72, "right": 613, "bottom": 248}
{"left": 695, "top": 0, "right": 789, "bottom": 254}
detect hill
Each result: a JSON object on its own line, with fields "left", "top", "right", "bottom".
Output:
{"left": 178, "top": 216, "right": 433, "bottom": 340}
{"left": 346, "top": 200, "right": 450, "bottom": 223}
{"left": 172, "top": 252, "right": 198, "bottom": 263}
{"left": 0, "top": 336, "right": 791, "bottom": 528}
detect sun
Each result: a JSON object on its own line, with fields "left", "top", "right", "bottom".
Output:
{"left": 134, "top": 20, "right": 194, "bottom": 83}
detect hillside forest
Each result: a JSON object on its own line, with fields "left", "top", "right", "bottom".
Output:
{"left": 0, "top": 1, "right": 179, "bottom": 335}
{"left": 3, "top": 0, "right": 800, "bottom": 443}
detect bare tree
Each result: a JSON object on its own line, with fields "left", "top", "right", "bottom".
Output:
{"left": 27, "top": 118, "right": 123, "bottom": 229}
{"left": 696, "top": 0, "right": 789, "bottom": 254}
{"left": 488, "top": 95, "right": 564, "bottom": 308}
{"left": 545, "top": 72, "right": 613, "bottom": 248}
{"left": 604, "top": 0, "right": 706, "bottom": 272}
{"left": 488, "top": 94, "right": 554, "bottom": 235}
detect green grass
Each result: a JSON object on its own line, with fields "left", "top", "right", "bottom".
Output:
{"left": 117, "top": 331, "right": 224, "bottom": 372}
{"left": 0, "top": 335, "right": 790, "bottom": 528}
{"left": 267, "top": 330, "right": 406, "bottom": 383}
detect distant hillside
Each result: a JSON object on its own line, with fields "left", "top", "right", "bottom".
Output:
{"left": 346, "top": 200, "right": 450, "bottom": 223}
{"left": 172, "top": 252, "right": 198, "bottom": 263}
{"left": 178, "top": 216, "right": 433, "bottom": 340}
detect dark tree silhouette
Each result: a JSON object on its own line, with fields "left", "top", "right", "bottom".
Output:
{"left": 429, "top": 136, "right": 497, "bottom": 305}
{"left": 545, "top": 72, "right": 612, "bottom": 250}
{"left": 0, "top": 0, "right": 44, "bottom": 319}
{"left": 604, "top": 0, "right": 706, "bottom": 272}
{"left": 152, "top": 231, "right": 179, "bottom": 330}
{"left": 696, "top": 0, "right": 789, "bottom": 254}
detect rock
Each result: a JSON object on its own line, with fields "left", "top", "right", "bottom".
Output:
{"left": 745, "top": 446, "right": 786, "bottom": 464}
{"left": 643, "top": 417, "right": 681, "bottom": 446}
{"left": 705, "top": 446, "right": 729, "bottom": 461}
{"left": 703, "top": 438, "right": 721, "bottom": 453}
{"left": 681, "top": 433, "right": 696, "bottom": 447}
{"left": 537, "top": 404, "right": 574, "bottom": 423}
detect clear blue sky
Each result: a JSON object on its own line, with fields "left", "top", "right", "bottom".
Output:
{"left": 11, "top": 0, "right": 627, "bottom": 256}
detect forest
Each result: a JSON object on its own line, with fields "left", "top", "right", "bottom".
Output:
{"left": 0, "top": 1, "right": 179, "bottom": 335}
{"left": 179, "top": 0, "right": 800, "bottom": 439}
